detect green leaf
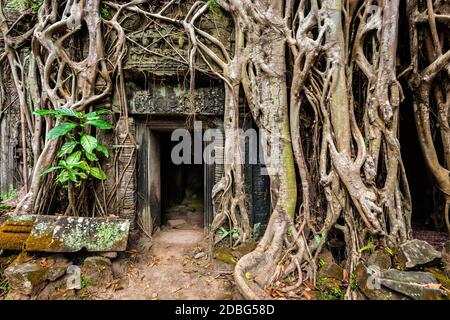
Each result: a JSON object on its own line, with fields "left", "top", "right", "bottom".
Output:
{"left": 66, "top": 151, "right": 82, "bottom": 166}
{"left": 85, "top": 152, "right": 99, "bottom": 162}
{"left": 86, "top": 109, "right": 111, "bottom": 120}
{"left": 41, "top": 166, "right": 62, "bottom": 176}
{"left": 47, "top": 122, "right": 78, "bottom": 140}
{"left": 58, "top": 160, "right": 68, "bottom": 168}
{"left": 245, "top": 272, "right": 251, "bottom": 280}
{"left": 85, "top": 112, "right": 99, "bottom": 121}
{"left": 57, "top": 141, "right": 78, "bottom": 158}
{"left": 77, "top": 172, "right": 88, "bottom": 180}
{"left": 90, "top": 167, "right": 107, "bottom": 180}
{"left": 359, "top": 242, "right": 375, "bottom": 253}
{"left": 80, "top": 134, "right": 98, "bottom": 154}
{"left": 67, "top": 170, "right": 78, "bottom": 183}
{"left": 73, "top": 161, "right": 90, "bottom": 171}
{"left": 219, "top": 227, "right": 230, "bottom": 241}
{"left": 94, "top": 109, "right": 111, "bottom": 115}
{"left": 56, "top": 171, "right": 69, "bottom": 184}
{"left": 85, "top": 119, "right": 113, "bottom": 130}
{"left": 53, "top": 108, "right": 80, "bottom": 119}
{"left": 33, "top": 109, "right": 54, "bottom": 116}
{"left": 318, "top": 258, "right": 325, "bottom": 268}
{"left": 95, "top": 144, "right": 109, "bottom": 158}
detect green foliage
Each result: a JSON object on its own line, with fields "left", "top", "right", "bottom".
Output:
{"left": 282, "top": 275, "right": 291, "bottom": 284}
{"left": 0, "top": 187, "right": 16, "bottom": 202}
{"left": 7, "top": 0, "right": 42, "bottom": 13}
{"left": 207, "top": 0, "right": 223, "bottom": 17}
{"left": 0, "top": 187, "right": 15, "bottom": 212}
{"left": 316, "top": 278, "right": 343, "bottom": 300}
{"left": 7, "top": 0, "right": 29, "bottom": 12}
{"left": 100, "top": 4, "right": 111, "bottom": 18}
{"left": 331, "top": 287, "right": 342, "bottom": 299}
{"left": 0, "top": 276, "right": 10, "bottom": 297}
{"left": 318, "top": 258, "right": 325, "bottom": 268}
{"left": 0, "top": 204, "right": 12, "bottom": 212}
{"left": 34, "top": 108, "right": 113, "bottom": 187}
{"left": 359, "top": 239, "right": 375, "bottom": 253}
{"left": 48, "top": 122, "right": 79, "bottom": 140}
{"left": 317, "top": 277, "right": 328, "bottom": 286}
{"left": 350, "top": 273, "right": 358, "bottom": 290}
{"left": 218, "top": 226, "right": 240, "bottom": 242}
{"left": 385, "top": 247, "right": 394, "bottom": 256}
{"left": 20, "top": 46, "right": 31, "bottom": 54}
{"left": 30, "top": 0, "right": 42, "bottom": 13}
{"left": 287, "top": 227, "right": 293, "bottom": 237}
{"left": 317, "top": 290, "right": 339, "bottom": 300}
{"left": 80, "top": 274, "right": 95, "bottom": 289}
{"left": 393, "top": 260, "right": 402, "bottom": 270}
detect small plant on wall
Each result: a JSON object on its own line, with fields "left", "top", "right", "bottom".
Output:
{"left": 33, "top": 108, "right": 113, "bottom": 215}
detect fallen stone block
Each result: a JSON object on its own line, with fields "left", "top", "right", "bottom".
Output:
{"left": 397, "top": 239, "right": 441, "bottom": 269}
{"left": 354, "top": 263, "right": 408, "bottom": 300}
{"left": 368, "top": 250, "right": 392, "bottom": 270}
{"left": 36, "top": 275, "right": 77, "bottom": 300}
{"left": 167, "top": 219, "right": 187, "bottom": 228}
{"left": 4, "top": 255, "right": 70, "bottom": 295}
{"left": 442, "top": 240, "right": 450, "bottom": 265}
{"left": 319, "top": 262, "right": 344, "bottom": 281}
{"left": 0, "top": 214, "right": 130, "bottom": 252}
{"left": 5, "top": 262, "right": 49, "bottom": 295}
{"left": 82, "top": 256, "right": 113, "bottom": 288}
{"left": 379, "top": 269, "right": 448, "bottom": 300}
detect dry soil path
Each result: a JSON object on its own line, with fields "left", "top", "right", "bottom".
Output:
{"left": 99, "top": 228, "right": 235, "bottom": 300}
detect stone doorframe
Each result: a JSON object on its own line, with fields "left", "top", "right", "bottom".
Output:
{"left": 134, "top": 116, "right": 222, "bottom": 236}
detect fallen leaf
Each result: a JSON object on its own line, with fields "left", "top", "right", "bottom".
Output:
{"left": 302, "top": 291, "right": 313, "bottom": 300}
{"left": 172, "top": 287, "right": 183, "bottom": 293}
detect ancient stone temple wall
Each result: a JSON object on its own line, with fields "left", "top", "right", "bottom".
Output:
{"left": 0, "top": 67, "right": 21, "bottom": 195}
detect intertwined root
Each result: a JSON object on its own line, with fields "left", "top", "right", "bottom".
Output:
{"left": 230, "top": 0, "right": 414, "bottom": 299}
{"left": 2, "top": 0, "right": 129, "bottom": 216}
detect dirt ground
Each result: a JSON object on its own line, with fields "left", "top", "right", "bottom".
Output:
{"left": 96, "top": 227, "right": 237, "bottom": 300}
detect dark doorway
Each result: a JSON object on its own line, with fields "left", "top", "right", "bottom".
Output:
{"left": 159, "top": 131, "right": 204, "bottom": 229}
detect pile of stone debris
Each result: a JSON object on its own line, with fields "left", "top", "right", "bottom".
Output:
{"left": 315, "top": 239, "right": 450, "bottom": 300}
{"left": 0, "top": 252, "right": 123, "bottom": 300}
{"left": 164, "top": 196, "right": 204, "bottom": 230}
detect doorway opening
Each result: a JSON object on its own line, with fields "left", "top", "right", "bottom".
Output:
{"left": 158, "top": 131, "right": 204, "bottom": 230}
